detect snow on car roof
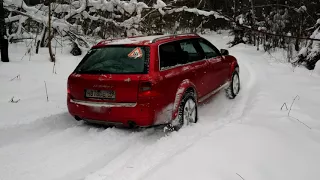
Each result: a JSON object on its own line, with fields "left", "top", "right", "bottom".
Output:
{"left": 94, "top": 33, "right": 200, "bottom": 47}
{"left": 95, "top": 35, "right": 165, "bottom": 47}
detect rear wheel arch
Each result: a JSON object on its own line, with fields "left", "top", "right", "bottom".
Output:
{"left": 175, "top": 90, "right": 198, "bottom": 130}
{"left": 171, "top": 80, "right": 198, "bottom": 121}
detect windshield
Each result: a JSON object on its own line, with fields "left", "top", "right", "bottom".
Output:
{"left": 75, "top": 46, "right": 149, "bottom": 74}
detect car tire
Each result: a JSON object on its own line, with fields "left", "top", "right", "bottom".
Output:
{"left": 226, "top": 68, "right": 240, "bottom": 99}
{"left": 174, "top": 91, "right": 198, "bottom": 130}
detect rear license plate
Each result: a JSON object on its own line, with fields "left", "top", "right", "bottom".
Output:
{"left": 85, "top": 89, "right": 115, "bottom": 99}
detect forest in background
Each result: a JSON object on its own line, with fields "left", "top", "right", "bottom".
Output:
{"left": 1, "top": 0, "right": 320, "bottom": 69}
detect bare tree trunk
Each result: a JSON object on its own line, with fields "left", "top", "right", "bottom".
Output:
{"left": 250, "top": 0, "right": 256, "bottom": 46}
{"left": 250, "top": 0, "right": 256, "bottom": 24}
{"left": 48, "top": 0, "right": 55, "bottom": 62}
{"left": 0, "top": 0, "right": 9, "bottom": 62}
{"left": 224, "top": 0, "right": 229, "bottom": 15}
{"left": 40, "top": 26, "right": 47, "bottom": 47}
{"left": 295, "top": 0, "right": 303, "bottom": 51}
{"left": 233, "top": 0, "right": 236, "bottom": 21}
{"left": 257, "top": 33, "right": 260, "bottom": 51}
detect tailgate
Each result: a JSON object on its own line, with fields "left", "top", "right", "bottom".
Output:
{"left": 68, "top": 74, "right": 141, "bottom": 103}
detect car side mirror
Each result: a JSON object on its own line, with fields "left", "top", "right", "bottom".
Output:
{"left": 220, "top": 49, "right": 229, "bottom": 56}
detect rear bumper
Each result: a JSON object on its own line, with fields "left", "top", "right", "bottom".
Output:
{"left": 70, "top": 99, "right": 137, "bottom": 108}
{"left": 67, "top": 98, "right": 155, "bottom": 127}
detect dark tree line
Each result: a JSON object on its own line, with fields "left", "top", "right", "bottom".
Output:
{"left": 1, "top": 0, "right": 320, "bottom": 67}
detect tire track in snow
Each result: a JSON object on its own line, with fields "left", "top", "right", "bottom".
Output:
{"left": 0, "top": 113, "right": 79, "bottom": 148}
{"left": 0, "top": 114, "right": 165, "bottom": 180}
{"left": 226, "top": 47, "right": 262, "bottom": 120}
{"left": 57, "top": 128, "right": 165, "bottom": 180}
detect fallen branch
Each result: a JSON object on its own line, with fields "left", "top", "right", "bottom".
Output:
{"left": 236, "top": 173, "right": 245, "bottom": 180}
{"left": 286, "top": 95, "right": 312, "bottom": 129}
{"left": 64, "top": 30, "right": 90, "bottom": 48}
{"left": 289, "top": 116, "right": 312, "bottom": 130}
{"left": 281, "top": 103, "right": 288, "bottom": 111}
{"left": 288, "top": 95, "right": 300, "bottom": 116}
{"left": 10, "top": 74, "right": 20, "bottom": 81}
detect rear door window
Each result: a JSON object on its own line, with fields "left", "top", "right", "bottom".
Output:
{"left": 159, "top": 42, "right": 182, "bottom": 70}
{"left": 159, "top": 39, "right": 205, "bottom": 70}
{"left": 75, "top": 46, "right": 149, "bottom": 74}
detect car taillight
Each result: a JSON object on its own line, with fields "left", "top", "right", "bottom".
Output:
{"left": 139, "top": 81, "right": 152, "bottom": 92}
{"left": 67, "top": 80, "right": 70, "bottom": 93}
{"left": 138, "top": 81, "right": 160, "bottom": 99}
{"left": 67, "top": 87, "right": 71, "bottom": 98}
{"left": 67, "top": 80, "right": 73, "bottom": 99}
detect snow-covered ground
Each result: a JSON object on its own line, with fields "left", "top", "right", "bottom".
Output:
{"left": 1, "top": 32, "right": 320, "bottom": 180}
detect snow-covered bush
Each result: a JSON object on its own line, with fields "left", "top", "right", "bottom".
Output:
{"left": 294, "top": 20, "right": 320, "bottom": 69}
{"left": 230, "top": 8, "right": 290, "bottom": 49}
{"left": 4, "top": 0, "right": 227, "bottom": 40}
{"left": 2, "top": 0, "right": 229, "bottom": 59}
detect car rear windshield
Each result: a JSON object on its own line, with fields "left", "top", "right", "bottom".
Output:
{"left": 75, "top": 46, "right": 149, "bottom": 74}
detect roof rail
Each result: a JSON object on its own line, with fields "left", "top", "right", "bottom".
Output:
{"left": 97, "top": 35, "right": 146, "bottom": 45}
{"left": 151, "top": 33, "right": 199, "bottom": 43}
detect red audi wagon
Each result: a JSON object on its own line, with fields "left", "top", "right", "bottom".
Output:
{"left": 67, "top": 33, "right": 240, "bottom": 129}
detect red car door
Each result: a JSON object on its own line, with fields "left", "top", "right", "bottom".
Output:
{"left": 207, "top": 56, "right": 223, "bottom": 91}
{"left": 211, "top": 55, "right": 229, "bottom": 88}
{"left": 216, "top": 55, "right": 231, "bottom": 85}
{"left": 179, "top": 39, "right": 208, "bottom": 98}
{"left": 157, "top": 40, "right": 208, "bottom": 106}
{"left": 196, "top": 39, "right": 222, "bottom": 92}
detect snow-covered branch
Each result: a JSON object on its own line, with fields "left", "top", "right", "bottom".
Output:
{"left": 3, "top": 0, "right": 228, "bottom": 42}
